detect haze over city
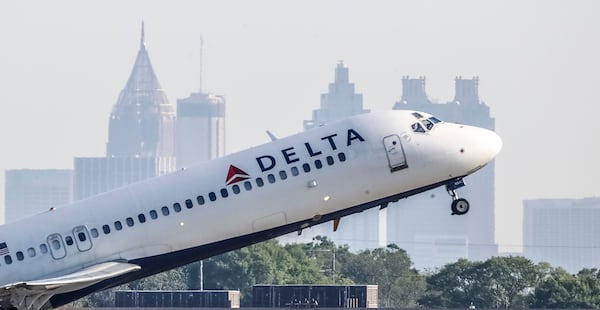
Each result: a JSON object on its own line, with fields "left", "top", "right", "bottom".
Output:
{"left": 1, "top": 0, "right": 599, "bottom": 252}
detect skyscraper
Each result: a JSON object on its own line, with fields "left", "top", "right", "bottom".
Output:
{"left": 303, "top": 61, "right": 369, "bottom": 130}
{"left": 4, "top": 169, "right": 73, "bottom": 223}
{"left": 389, "top": 76, "right": 497, "bottom": 268}
{"left": 106, "top": 22, "right": 175, "bottom": 158}
{"left": 523, "top": 197, "right": 600, "bottom": 273}
{"left": 75, "top": 23, "right": 176, "bottom": 200}
{"left": 283, "top": 62, "right": 381, "bottom": 250}
{"left": 73, "top": 157, "right": 175, "bottom": 201}
{"left": 175, "top": 92, "right": 225, "bottom": 168}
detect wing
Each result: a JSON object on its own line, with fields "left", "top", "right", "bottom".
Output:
{"left": 0, "top": 261, "right": 140, "bottom": 310}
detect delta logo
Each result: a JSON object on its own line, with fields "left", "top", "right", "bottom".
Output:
{"left": 225, "top": 165, "right": 251, "bottom": 185}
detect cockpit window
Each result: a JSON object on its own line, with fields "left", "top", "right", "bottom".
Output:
{"left": 422, "top": 119, "right": 434, "bottom": 130}
{"left": 411, "top": 122, "right": 426, "bottom": 133}
{"left": 412, "top": 112, "right": 424, "bottom": 119}
{"left": 429, "top": 116, "right": 442, "bottom": 124}
{"left": 411, "top": 115, "right": 443, "bottom": 133}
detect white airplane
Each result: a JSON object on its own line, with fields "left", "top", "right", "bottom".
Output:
{"left": 0, "top": 110, "right": 501, "bottom": 310}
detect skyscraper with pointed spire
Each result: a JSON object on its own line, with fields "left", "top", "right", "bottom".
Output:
{"left": 74, "top": 23, "right": 176, "bottom": 200}
{"left": 106, "top": 22, "right": 175, "bottom": 158}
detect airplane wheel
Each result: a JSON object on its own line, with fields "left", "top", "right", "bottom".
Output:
{"left": 451, "top": 198, "right": 470, "bottom": 215}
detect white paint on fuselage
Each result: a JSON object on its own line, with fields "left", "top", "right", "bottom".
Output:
{"left": 0, "top": 110, "right": 501, "bottom": 293}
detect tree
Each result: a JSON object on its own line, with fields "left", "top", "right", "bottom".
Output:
{"left": 531, "top": 267, "right": 600, "bottom": 308}
{"left": 478, "top": 256, "right": 538, "bottom": 308}
{"left": 203, "top": 239, "right": 327, "bottom": 306}
{"left": 304, "top": 235, "right": 354, "bottom": 284}
{"left": 342, "top": 244, "right": 425, "bottom": 307}
{"left": 418, "top": 258, "right": 483, "bottom": 308}
{"left": 420, "top": 256, "right": 545, "bottom": 309}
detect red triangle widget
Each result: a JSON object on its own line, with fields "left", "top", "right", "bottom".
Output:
{"left": 226, "top": 165, "right": 251, "bottom": 185}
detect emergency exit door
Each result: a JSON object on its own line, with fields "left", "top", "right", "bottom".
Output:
{"left": 383, "top": 135, "right": 408, "bottom": 172}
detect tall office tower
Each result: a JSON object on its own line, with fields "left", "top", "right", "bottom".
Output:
{"left": 4, "top": 169, "right": 73, "bottom": 223}
{"left": 106, "top": 22, "right": 175, "bottom": 158}
{"left": 73, "top": 157, "right": 175, "bottom": 200}
{"left": 524, "top": 197, "right": 600, "bottom": 273}
{"left": 282, "top": 62, "right": 381, "bottom": 250}
{"left": 389, "top": 76, "right": 497, "bottom": 269}
{"left": 175, "top": 92, "right": 225, "bottom": 168}
{"left": 303, "top": 61, "right": 369, "bottom": 130}
{"left": 400, "top": 76, "right": 429, "bottom": 105}
{"left": 74, "top": 23, "right": 176, "bottom": 201}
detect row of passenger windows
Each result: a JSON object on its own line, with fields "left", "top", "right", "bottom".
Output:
{"left": 1, "top": 152, "right": 348, "bottom": 266}
{"left": 94, "top": 152, "right": 347, "bottom": 236}
{"left": 1, "top": 229, "right": 91, "bottom": 265}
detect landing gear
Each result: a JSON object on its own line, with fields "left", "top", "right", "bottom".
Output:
{"left": 446, "top": 178, "right": 470, "bottom": 215}
{"left": 451, "top": 198, "right": 470, "bottom": 215}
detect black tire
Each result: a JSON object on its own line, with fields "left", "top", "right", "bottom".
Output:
{"left": 451, "top": 198, "right": 470, "bottom": 215}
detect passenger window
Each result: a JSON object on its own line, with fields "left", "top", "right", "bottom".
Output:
{"left": 40, "top": 244, "right": 48, "bottom": 254}
{"left": 90, "top": 228, "right": 99, "bottom": 238}
{"left": 279, "top": 170, "right": 288, "bottom": 180}
{"left": 232, "top": 184, "right": 241, "bottom": 194}
{"left": 291, "top": 167, "right": 299, "bottom": 176}
{"left": 256, "top": 177, "right": 265, "bottom": 187}
{"left": 315, "top": 159, "right": 323, "bottom": 169}
{"left": 185, "top": 199, "right": 193, "bottom": 209}
{"left": 4, "top": 256, "right": 12, "bottom": 264}
{"left": 303, "top": 163, "right": 311, "bottom": 172}
{"left": 102, "top": 225, "right": 111, "bottom": 234}
{"left": 126, "top": 217, "right": 134, "bottom": 227}
{"left": 114, "top": 221, "right": 123, "bottom": 231}
{"left": 244, "top": 181, "right": 252, "bottom": 191}
{"left": 209, "top": 192, "right": 217, "bottom": 201}
{"left": 197, "top": 195, "right": 205, "bottom": 205}
{"left": 338, "top": 153, "right": 346, "bottom": 162}
{"left": 268, "top": 174, "right": 276, "bottom": 184}
{"left": 16, "top": 251, "right": 24, "bottom": 261}
{"left": 173, "top": 203, "right": 182, "bottom": 212}
{"left": 162, "top": 206, "right": 170, "bottom": 216}
{"left": 150, "top": 210, "right": 158, "bottom": 220}
{"left": 138, "top": 214, "right": 146, "bottom": 223}
{"left": 65, "top": 236, "right": 74, "bottom": 246}
{"left": 326, "top": 156, "right": 334, "bottom": 166}
{"left": 51, "top": 239, "right": 61, "bottom": 250}
{"left": 27, "top": 248, "right": 36, "bottom": 257}
{"left": 220, "top": 188, "right": 229, "bottom": 198}
{"left": 78, "top": 232, "right": 87, "bottom": 242}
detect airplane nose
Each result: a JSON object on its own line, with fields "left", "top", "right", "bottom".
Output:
{"left": 486, "top": 130, "right": 502, "bottom": 161}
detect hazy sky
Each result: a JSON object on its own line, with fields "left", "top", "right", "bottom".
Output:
{"left": 1, "top": 1, "right": 599, "bottom": 252}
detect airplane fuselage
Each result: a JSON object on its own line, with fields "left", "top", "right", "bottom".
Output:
{"left": 0, "top": 111, "right": 501, "bottom": 310}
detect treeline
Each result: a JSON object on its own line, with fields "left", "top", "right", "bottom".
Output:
{"left": 77, "top": 237, "right": 600, "bottom": 308}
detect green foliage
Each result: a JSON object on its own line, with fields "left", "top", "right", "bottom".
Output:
{"left": 202, "top": 239, "right": 328, "bottom": 306}
{"left": 341, "top": 244, "right": 425, "bottom": 307}
{"left": 531, "top": 267, "right": 600, "bottom": 308}
{"left": 419, "top": 256, "right": 541, "bottom": 308}
{"left": 69, "top": 238, "right": 600, "bottom": 309}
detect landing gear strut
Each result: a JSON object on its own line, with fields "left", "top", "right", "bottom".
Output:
{"left": 446, "top": 178, "right": 470, "bottom": 215}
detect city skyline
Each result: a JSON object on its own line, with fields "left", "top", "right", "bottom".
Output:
{"left": 1, "top": 1, "right": 599, "bottom": 253}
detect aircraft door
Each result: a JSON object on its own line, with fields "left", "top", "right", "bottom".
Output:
{"left": 383, "top": 135, "right": 408, "bottom": 172}
{"left": 73, "top": 226, "right": 93, "bottom": 252}
{"left": 47, "top": 233, "right": 67, "bottom": 259}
